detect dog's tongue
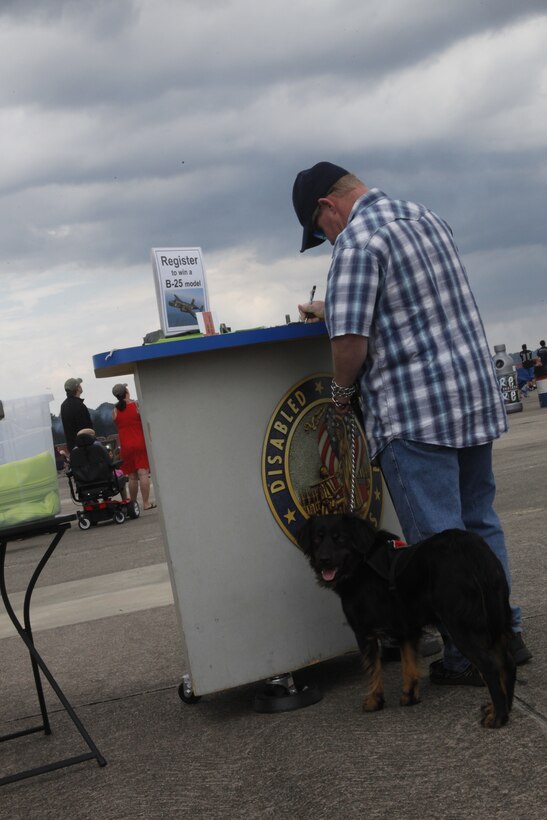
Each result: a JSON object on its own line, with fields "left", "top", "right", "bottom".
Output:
{"left": 321, "top": 567, "right": 337, "bottom": 582}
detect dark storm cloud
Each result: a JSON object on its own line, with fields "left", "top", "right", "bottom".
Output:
{"left": 1, "top": 0, "right": 545, "bottom": 111}
{"left": 0, "top": 0, "right": 137, "bottom": 31}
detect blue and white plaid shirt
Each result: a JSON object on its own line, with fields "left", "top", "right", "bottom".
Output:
{"left": 325, "top": 189, "right": 507, "bottom": 459}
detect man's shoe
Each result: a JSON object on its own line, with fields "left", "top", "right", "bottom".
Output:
{"left": 429, "top": 659, "right": 484, "bottom": 687}
{"left": 420, "top": 631, "right": 442, "bottom": 657}
{"left": 510, "top": 633, "right": 533, "bottom": 665}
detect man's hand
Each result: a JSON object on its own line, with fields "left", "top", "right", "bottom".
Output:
{"left": 298, "top": 300, "right": 325, "bottom": 322}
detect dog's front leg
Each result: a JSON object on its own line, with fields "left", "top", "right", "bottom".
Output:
{"left": 399, "top": 638, "right": 421, "bottom": 706}
{"left": 360, "top": 637, "right": 385, "bottom": 712}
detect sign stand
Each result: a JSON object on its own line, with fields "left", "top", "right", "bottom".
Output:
{"left": 151, "top": 247, "right": 210, "bottom": 337}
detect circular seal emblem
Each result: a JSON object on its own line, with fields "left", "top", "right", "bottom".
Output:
{"left": 262, "top": 373, "right": 383, "bottom": 544}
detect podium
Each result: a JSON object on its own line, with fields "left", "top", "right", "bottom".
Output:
{"left": 93, "top": 323, "right": 400, "bottom": 699}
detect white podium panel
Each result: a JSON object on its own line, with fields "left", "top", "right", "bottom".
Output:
{"left": 94, "top": 325, "right": 399, "bottom": 696}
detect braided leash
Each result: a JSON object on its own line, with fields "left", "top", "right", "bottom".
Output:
{"left": 349, "top": 410, "right": 356, "bottom": 512}
{"left": 331, "top": 379, "right": 358, "bottom": 513}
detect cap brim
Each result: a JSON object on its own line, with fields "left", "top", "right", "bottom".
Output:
{"left": 300, "top": 227, "right": 326, "bottom": 253}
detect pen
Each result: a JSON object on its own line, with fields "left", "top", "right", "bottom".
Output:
{"left": 304, "top": 285, "right": 316, "bottom": 323}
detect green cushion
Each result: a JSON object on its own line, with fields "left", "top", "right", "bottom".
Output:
{"left": 0, "top": 451, "right": 60, "bottom": 528}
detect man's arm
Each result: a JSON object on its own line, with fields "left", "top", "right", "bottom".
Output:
{"left": 331, "top": 334, "right": 368, "bottom": 387}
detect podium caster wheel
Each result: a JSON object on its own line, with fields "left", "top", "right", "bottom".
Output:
{"left": 178, "top": 680, "right": 201, "bottom": 704}
{"left": 253, "top": 673, "right": 322, "bottom": 713}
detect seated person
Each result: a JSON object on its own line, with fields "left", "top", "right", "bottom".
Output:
{"left": 70, "top": 428, "right": 128, "bottom": 499}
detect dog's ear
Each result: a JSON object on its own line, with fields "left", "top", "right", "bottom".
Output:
{"left": 344, "top": 514, "right": 377, "bottom": 554}
{"left": 296, "top": 517, "right": 314, "bottom": 555}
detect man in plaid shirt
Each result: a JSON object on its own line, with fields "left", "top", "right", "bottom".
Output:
{"left": 292, "top": 161, "right": 532, "bottom": 679}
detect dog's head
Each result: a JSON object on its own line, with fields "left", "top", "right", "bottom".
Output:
{"left": 296, "top": 513, "right": 378, "bottom": 588}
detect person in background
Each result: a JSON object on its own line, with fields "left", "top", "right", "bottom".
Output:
{"left": 111, "top": 384, "right": 155, "bottom": 510}
{"left": 519, "top": 344, "right": 536, "bottom": 393}
{"left": 71, "top": 428, "right": 128, "bottom": 500}
{"left": 292, "top": 161, "right": 532, "bottom": 678}
{"left": 60, "top": 377, "right": 93, "bottom": 452}
{"left": 54, "top": 446, "right": 69, "bottom": 472}
{"left": 536, "top": 340, "right": 547, "bottom": 369}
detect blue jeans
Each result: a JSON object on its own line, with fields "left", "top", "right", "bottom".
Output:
{"left": 378, "top": 439, "right": 522, "bottom": 672}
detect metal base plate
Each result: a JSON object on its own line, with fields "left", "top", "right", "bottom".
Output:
{"left": 253, "top": 674, "right": 322, "bottom": 713}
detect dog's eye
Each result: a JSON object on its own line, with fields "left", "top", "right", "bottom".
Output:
{"left": 313, "top": 529, "right": 324, "bottom": 543}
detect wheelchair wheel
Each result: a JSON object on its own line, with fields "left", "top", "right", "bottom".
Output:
{"left": 113, "top": 509, "right": 126, "bottom": 524}
{"left": 78, "top": 515, "right": 92, "bottom": 531}
{"left": 127, "top": 500, "right": 140, "bottom": 519}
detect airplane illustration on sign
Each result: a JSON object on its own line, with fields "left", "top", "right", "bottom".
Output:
{"left": 168, "top": 294, "right": 204, "bottom": 320}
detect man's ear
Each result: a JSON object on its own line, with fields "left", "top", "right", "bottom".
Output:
{"left": 317, "top": 195, "right": 337, "bottom": 216}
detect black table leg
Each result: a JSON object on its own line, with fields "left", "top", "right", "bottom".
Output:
{"left": 0, "top": 523, "right": 107, "bottom": 785}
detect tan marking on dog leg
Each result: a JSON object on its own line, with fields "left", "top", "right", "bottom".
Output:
{"left": 481, "top": 704, "right": 508, "bottom": 729}
{"left": 362, "top": 650, "right": 385, "bottom": 712}
{"left": 399, "top": 640, "right": 421, "bottom": 706}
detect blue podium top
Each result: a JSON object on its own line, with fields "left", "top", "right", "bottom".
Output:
{"left": 93, "top": 322, "right": 329, "bottom": 378}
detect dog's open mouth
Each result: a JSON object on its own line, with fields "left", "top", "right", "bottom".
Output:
{"left": 321, "top": 567, "right": 338, "bottom": 582}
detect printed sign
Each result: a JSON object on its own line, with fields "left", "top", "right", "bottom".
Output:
{"left": 262, "top": 373, "right": 383, "bottom": 545}
{"left": 151, "top": 247, "right": 210, "bottom": 336}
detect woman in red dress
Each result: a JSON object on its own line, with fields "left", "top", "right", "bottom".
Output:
{"left": 111, "top": 384, "right": 155, "bottom": 510}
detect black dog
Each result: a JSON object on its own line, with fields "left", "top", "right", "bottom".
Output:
{"left": 297, "top": 514, "right": 515, "bottom": 728}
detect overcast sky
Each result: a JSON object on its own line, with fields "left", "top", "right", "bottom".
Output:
{"left": 1, "top": 0, "right": 546, "bottom": 411}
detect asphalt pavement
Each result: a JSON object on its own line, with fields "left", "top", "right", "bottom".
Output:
{"left": 1, "top": 396, "right": 545, "bottom": 819}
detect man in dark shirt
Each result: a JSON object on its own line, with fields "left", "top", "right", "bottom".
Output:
{"left": 519, "top": 344, "right": 536, "bottom": 394}
{"left": 60, "top": 377, "right": 93, "bottom": 451}
{"left": 519, "top": 344, "right": 535, "bottom": 369}
{"left": 537, "top": 340, "right": 547, "bottom": 369}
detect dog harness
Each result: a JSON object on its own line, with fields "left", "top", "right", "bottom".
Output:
{"left": 365, "top": 538, "right": 418, "bottom": 592}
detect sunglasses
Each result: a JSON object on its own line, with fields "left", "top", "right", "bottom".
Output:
{"left": 312, "top": 203, "right": 327, "bottom": 241}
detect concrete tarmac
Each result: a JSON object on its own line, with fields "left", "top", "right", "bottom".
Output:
{"left": 1, "top": 397, "right": 546, "bottom": 818}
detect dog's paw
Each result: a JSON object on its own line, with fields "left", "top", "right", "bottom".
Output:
{"left": 481, "top": 710, "right": 508, "bottom": 728}
{"left": 400, "top": 691, "right": 421, "bottom": 707}
{"left": 362, "top": 693, "right": 385, "bottom": 712}
{"left": 480, "top": 702, "right": 509, "bottom": 729}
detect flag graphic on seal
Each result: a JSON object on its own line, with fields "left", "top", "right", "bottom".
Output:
{"left": 262, "top": 373, "right": 383, "bottom": 544}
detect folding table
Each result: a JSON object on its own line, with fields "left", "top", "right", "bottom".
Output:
{"left": 0, "top": 514, "right": 107, "bottom": 786}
